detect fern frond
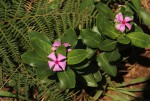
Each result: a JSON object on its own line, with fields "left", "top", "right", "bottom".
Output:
{"left": 0, "top": 46, "right": 15, "bottom": 68}
{"left": 0, "top": 0, "right": 98, "bottom": 100}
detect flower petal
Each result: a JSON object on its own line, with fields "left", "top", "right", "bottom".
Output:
{"left": 63, "top": 43, "right": 71, "bottom": 47}
{"left": 47, "top": 52, "right": 56, "bottom": 61}
{"left": 53, "top": 41, "right": 61, "bottom": 47}
{"left": 57, "top": 53, "right": 66, "bottom": 61}
{"left": 116, "top": 24, "right": 125, "bottom": 33}
{"left": 51, "top": 46, "right": 57, "bottom": 51}
{"left": 124, "top": 17, "right": 133, "bottom": 22}
{"left": 115, "top": 24, "right": 121, "bottom": 30}
{"left": 59, "top": 61, "right": 66, "bottom": 70}
{"left": 114, "top": 19, "right": 119, "bottom": 22}
{"left": 115, "top": 12, "right": 123, "bottom": 22}
{"left": 53, "top": 64, "right": 62, "bottom": 71}
{"left": 48, "top": 61, "right": 55, "bottom": 69}
{"left": 67, "top": 49, "right": 72, "bottom": 52}
{"left": 119, "top": 24, "right": 126, "bottom": 33}
{"left": 125, "top": 23, "right": 132, "bottom": 30}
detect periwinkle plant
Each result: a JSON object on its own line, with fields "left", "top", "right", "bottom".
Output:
{"left": 21, "top": 0, "right": 150, "bottom": 100}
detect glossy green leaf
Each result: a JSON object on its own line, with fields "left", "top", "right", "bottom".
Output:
{"left": 67, "top": 49, "right": 88, "bottom": 65}
{"left": 83, "top": 74, "right": 98, "bottom": 87}
{"left": 92, "top": 26, "right": 101, "bottom": 34}
{"left": 36, "top": 66, "right": 53, "bottom": 79}
{"left": 127, "top": 32, "right": 150, "bottom": 48}
{"left": 61, "top": 28, "right": 78, "bottom": 48}
{"left": 103, "top": 49, "right": 121, "bottom": 62}
{"left": 80, "top": 0, "right": 94, "bottom": 12}
{"left": 0, "top": 91, "right": 27, "bottom": 100}
{"left": 73, "top": 60, "right": 90, "bottom": 70}
{"left": 92, "top": 90, "right": 103, "bottom": 101}
{"left": 96, "top": 2, "right": 113, "bottom": 17}
{"left": 28, "top": 31, "right": 51, "bottom": 44}
{"left": 140, "top": 8, "right": 150, "bottom": 27}
{"left": 93, "top": 71, "right": 102, "bottom": 82}
{"left": 31, "top": 38, "right": 52, "bottom": 59}
{"left": 80, "top": 29, "right": 102, "bottom": 48}
{"left": 118, "top": 88, "right": 143, "bottom": 92}
{"left": 57, "top": 67, "right": 75, "bottom": 89}
{"left": 131, "top": 0, "right": 141, "bottom": 14}
{"left": 96, "top": 14, "right": 119, "bottom": 39}
{"left": 97, "top": 53, "right": 117, "bottom": 76}
{"left": 116, "top": 77, "right": 149, "bottom": 87}
{"left": 21, "top": 51, "right": 48, "bottom": 67}
{"left": 86, "top": 47, "right": 96, "bottom": 59}
{"left": 119, "top": 90, "right": 137, "bottom": 97}
{"left": 56, "top": 46, "right": 66, "bottom": 56}
{"left": 21, "top": 51, "right": 53, "bottom": 78}
{"left": 106, "top": 94, "right": 130, "bottom": 101}
{"left": 134, "top": 26, "right": 143, "bottom": 32}
{"left": 99, "top": 39, "right": 117, "bottom": 51}
{"left": 117, "top": 34, "right": 131, "bottom": 44}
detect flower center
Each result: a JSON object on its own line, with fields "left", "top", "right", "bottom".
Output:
{"left": 122, "top": 21, "right": 126, "bottom": 24}
{"left": 55, "top": 60, "right": 59, "bottom": 64}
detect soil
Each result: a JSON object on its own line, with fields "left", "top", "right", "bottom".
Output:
{"left": 99, "top": 48, "right": 150, "bottom": 101}
{"left": 142, "top": 0, "right": 150, "bottom": 12}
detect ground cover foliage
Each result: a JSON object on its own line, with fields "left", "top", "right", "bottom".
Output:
{"left": 0, "top": 0, "right": 150, "bottom": 100}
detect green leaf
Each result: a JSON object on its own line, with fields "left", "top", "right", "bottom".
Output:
{"left": 86, "top": 47, "right": 96, "bottom": 59}
{"left": 80, "top": 0, "right": 94, "bottom": 12}
{"left": 97, "top": 53, "right": 117, "bottom": 76}
{"left": 61, "top": 28, "right": 78, "bottom": 48}
{"left": 134, "top": 25, "right": 143, "bottom": 32}
{"left": 127, "top": 32, "right": 150, "bottom": 48}
{"left": 21, "top": 51, "right": 53, "bottom": 78}
{"left": 57, "top": 67, "right": 75, "bottom": 89}
{"left": 119, "top": 90, "right": 137, "bottom": 97}
{"left": 93, "top": 71, "right": 102, "bottom": 82}
{"left": 21, "top": 51, "right": 48, "bottom": 67}
{"left": 103, "top": 49, "right": 121, "bottom": 62}
{"left": 28, "top": 31, "right": 51, "bottom": 44}
{"left": 131, "top": 0, "right": 141, "bottom": 14}
{"left": 96, "top": 2, "right": 113, "bottom": 17}
{"left": 36, "top": 65, "right": 53, "bottom": 79}
{"left": 73, "top": 60, "right": 90, "bottom": 70}
{"left": 83, "top": 74, "right": 98, "bottom": 87}
{"left": 140, "top": 8, "right": 150, "bottom": 27}
{"left": 118, "top": 88, "right": 143, "bottom": 92}
{"left": 56, "top": 46, "right": 66, "bottom": 56}
{"left": 116, "top": 77, "right": 149, "bottom": 87}
{"left": 31, "top": 38, "right": 52, "bottom": 59}
{"left": 92, "top": 90, "right": 103, "bottom": 101}
{"left": 92, "top": 26, "right": 101, "bottom": 34}
{"left": 96, "top": 14, "right": 119, "bottom": 39}
{"left": 80, "top": 29, "right": 102, "bottom": 48}
{"left": 0, "top": 91, "right": 27, "bottom": 100}
{"left": 117, "top": 34, "right": 131, "bottom": 44}
{"left": 106, "top": 94, "right": 130, "bottom": 101}
{"left": 67, "top": 49, "right": 88, "bottom": 65}
{"left": 99, "top": 39, "right": 117, "bottom": 51}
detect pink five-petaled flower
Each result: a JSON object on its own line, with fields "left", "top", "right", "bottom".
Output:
{"left": 48, "top": 52, "right": 66, "bottom": 72}
{"left": 51, "top": 41, "right": 72, "bottom": 52}
{"left": 114, "top": 12, "right": 133, "bottom": 33}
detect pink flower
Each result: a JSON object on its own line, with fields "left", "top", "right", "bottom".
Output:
{"left": 51, "top": 41, "right": 72, "bottom": 52}
{"left": 114, "top": 12, "right": 133, "bottom": 33}
{"left": 51, "top": 41, "right": 61, "bottom": 51}
{"left": 48, "top": 52, "right": 66, "bottom": 72}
